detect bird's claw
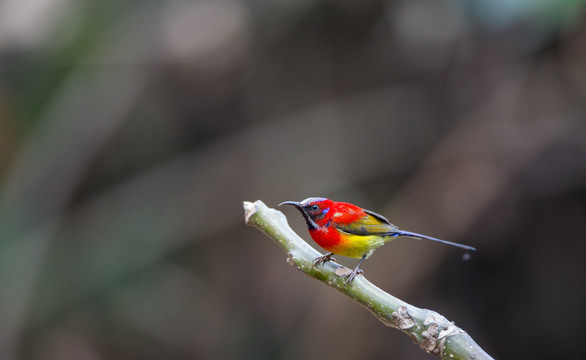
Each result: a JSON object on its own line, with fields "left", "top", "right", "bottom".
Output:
{"left": 312, "top": 253, "right": 336, "bottom": 267}
{"left": 344, "top": 268, "right": 364, "bottom": 285}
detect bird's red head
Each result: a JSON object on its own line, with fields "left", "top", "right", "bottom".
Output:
{"left": 279, "top": 197, "right": 335, "bottom": 230}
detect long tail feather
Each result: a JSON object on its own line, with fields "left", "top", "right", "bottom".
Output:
{"left": 390, "top": 230, "right": 476, "bottom": 251}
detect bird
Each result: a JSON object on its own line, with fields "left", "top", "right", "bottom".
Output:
{"left": 279, "top": 197, "right": 475, "bottom": 285}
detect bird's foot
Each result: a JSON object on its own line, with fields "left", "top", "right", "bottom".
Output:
{"left": 312, "top": 252, "right": 336, "bottom": 267}
{"left": 344, "top": 268, "right": 364, "bottom": 285}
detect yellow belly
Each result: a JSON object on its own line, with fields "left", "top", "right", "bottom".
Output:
{"left": 331, "top": 232, "right": 387, "bottom": 259}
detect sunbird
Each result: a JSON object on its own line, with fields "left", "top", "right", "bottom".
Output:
{"left": 279, "top": 197, "right": 476, "bottom": 284}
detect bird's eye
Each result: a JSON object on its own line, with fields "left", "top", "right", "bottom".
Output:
{"left": 311, "top": 204, "right": 319, "bottom": 211}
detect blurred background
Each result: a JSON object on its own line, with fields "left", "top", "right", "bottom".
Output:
{"left": 1, "top": 0, "right": 586, "bottom": 359}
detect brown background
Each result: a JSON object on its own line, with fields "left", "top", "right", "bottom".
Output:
{"left": 1, "top": 0, "right": 585, "bottom": 359}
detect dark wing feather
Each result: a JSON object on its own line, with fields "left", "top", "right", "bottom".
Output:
{"left": 335, "top": 209, "right": 397, "bottom": 235}
{"left": 363, "top": 209, "right": 392, "bottom": 225}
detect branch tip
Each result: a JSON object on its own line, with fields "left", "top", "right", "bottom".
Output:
{"left": 243, "top": 201, "right": 258, "bottom": 224}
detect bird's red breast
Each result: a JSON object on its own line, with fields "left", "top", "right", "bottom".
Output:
{"left": 308, "top": 227, "right": 342, "bottom": 252}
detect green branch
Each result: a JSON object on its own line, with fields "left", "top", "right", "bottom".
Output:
{"left": 244, "top": 200, "right": 493, "bottom": 360}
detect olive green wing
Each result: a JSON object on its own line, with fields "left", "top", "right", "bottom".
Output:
{"left": 334, "top": 209, "right": 398, "bottom": 235}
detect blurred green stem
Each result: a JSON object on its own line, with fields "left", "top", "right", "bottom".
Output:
{"left": 244, "top": 200, "right": 493, "bottom": 360}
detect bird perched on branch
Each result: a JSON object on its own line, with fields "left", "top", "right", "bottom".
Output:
{"left": 279, "top": 197, "right": 475, "bottom": 285}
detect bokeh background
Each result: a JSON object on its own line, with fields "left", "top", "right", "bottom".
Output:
{"left": 1, "top": 0, "right": 586, "bottom": 359}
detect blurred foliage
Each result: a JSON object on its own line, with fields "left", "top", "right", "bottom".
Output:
{"left": 1, "top": 0, "right": 586, "bottom": 359}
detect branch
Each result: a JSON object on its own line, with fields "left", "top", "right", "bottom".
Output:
{"left": 244, "top": 200, "right": 493, "bottom": 360}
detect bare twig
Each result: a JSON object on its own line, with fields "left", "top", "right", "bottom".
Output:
{"left": 244, "top": 200, "right": 493, "bottom": 360}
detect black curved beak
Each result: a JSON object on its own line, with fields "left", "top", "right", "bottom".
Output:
{"left": 278, "top": 201, "right": 302, "bottom": 208}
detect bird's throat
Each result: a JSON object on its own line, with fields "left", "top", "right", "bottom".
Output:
{"left": 299, "top": 211, "right": 318, "bottom": 230}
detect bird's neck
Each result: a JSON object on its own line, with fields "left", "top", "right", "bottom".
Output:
{"left": 298, "top": 211, "right": 320, "bottom": 230}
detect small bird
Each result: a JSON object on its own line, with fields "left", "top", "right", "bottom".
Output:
{"left": 279, "top": 197, "right": 475, "bottom": 284}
